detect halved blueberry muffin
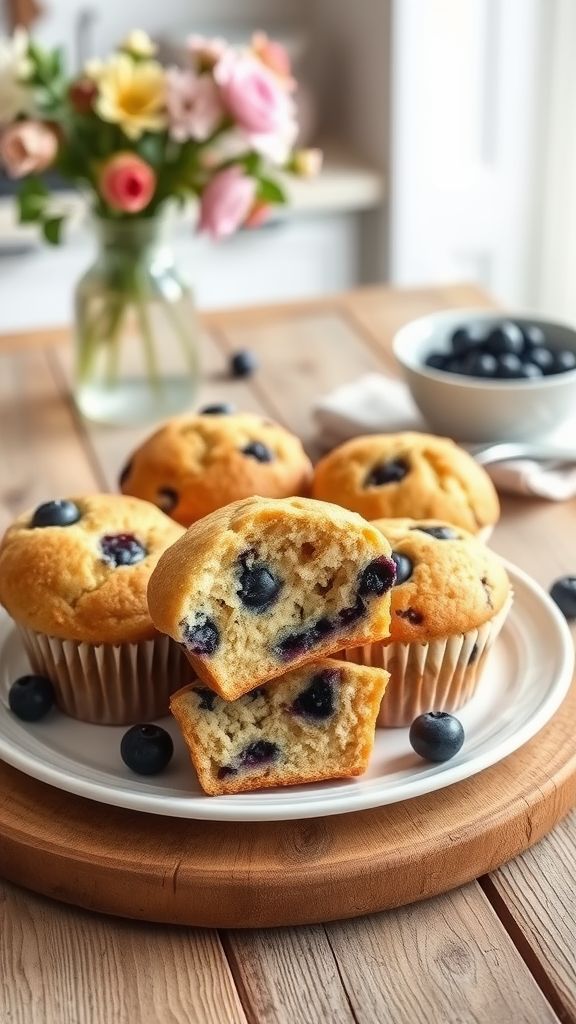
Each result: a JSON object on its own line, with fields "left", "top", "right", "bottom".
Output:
{"left": 148, "top": 496, "right": 396, "bottom": 700}
{"left": 171, "top": 658, "right": 389, "bottom": 795}
{"left": 0, "top": 494, "right": 190, "bottom": 724}
{"left": 119, "top": 411, "right": 313, "bottom": 526}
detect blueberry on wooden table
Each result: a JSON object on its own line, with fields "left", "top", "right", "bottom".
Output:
{"left": 31, "top": 500, "right": 81, "bottom": 528}
{"left": 550, "top": 577, "right": 576, "bottom": 620}
{"left": 230, "top": 350, "right": 258, "bottom": 378}
{"left": 409, "top": 712, "right": 465, "bottom": 763}
{"left": 121, "top": 724, "right": 174, "bottom": 775}
{"left": 9, "top": 675, "right": 55, "bottom": 722}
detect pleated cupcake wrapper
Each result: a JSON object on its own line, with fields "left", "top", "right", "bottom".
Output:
{"left": 341, "top": 593, "right": 513, "bottom": 728}
{"left": 18, "top": 626, "right": 193, "bottom": 726}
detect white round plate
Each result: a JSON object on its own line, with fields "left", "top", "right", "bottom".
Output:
{"left": 0, "top": 560, "right": 573, "bottom": 822}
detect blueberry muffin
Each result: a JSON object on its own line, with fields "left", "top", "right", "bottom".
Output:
{"left": 0, "top": 495, "right": 190, "bottom": 724}
{"left": 171, "top": 658, "right": 389, "bottom": 795}
{"left": 312, "top": 432, "right": 499, "bottom": 535}
{"left": 119, "top": 411, "right": 313, "bottom": 526}
{"left": 148, "top": 496, "right": 397, "bottom": 700}
{"left": 341, "top": 518, "right": 512, "bottom": 726}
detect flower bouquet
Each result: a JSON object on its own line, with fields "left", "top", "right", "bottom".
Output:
{"left": 0, "top": 28, "right": 320, "bottom": 423}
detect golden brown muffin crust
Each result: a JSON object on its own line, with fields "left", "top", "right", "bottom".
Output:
{"left": 120, "top": 412, "right": 314, "bottom": 525}
{"left": 371, "top": 517, "right": 510, "bottom": 642}
{"left": 312, "top": 432, "right": 500, "bottom": 533}
{"left": 0, "top": 494, "right": 184, "bottom": 643}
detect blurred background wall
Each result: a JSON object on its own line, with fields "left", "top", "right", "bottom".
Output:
{"left": 0, "top": 0, "right": 573, "bottom": 328}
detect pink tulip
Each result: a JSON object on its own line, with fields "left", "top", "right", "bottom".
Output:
{"left": 0, "top": 120, "right": 58, "bottom": 178}
{"left": 244, "top": 200, "right": 271, "bottom": 229}
{"left": 198, "top": 165, "right": 256, "bottom": 240}
{"left": 251, "top": 32, "right": 295, "bottom": 90}
{"left": 214, "top": 50, "right": 293, "bottom": 135}
{"left": 166, "top": 68, "right": 224, "bottom": 143}
{"left": 99, "top": 152, "right": 156, "bottom": 213}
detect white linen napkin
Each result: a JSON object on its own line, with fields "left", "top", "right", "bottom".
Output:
{"left": 313, "top": 373, "right": 576, "bottom": 499}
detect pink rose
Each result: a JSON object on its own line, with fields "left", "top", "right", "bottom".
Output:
{"left": 0, "top": 121, "right": 58, "bottom": 178}
{"left": 214, "top": 50, "right": 294, "bottom": 135}
{"left": 198, "top": 166, "right": 256, "bottom": 240}
{"left": 166, "top": 68, "right": 224, "bottom": 143}
{"left": 251, "top": 32, "right": 295, "bottom": 90}
{"left": 99, "top": 152, "right": 156, "bottom": 213}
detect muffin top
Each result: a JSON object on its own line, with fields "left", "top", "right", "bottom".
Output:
{"left": 371, "top": 517, "right": 510, "bottom": 642}
{"left": 0, "top": 494, "right": 184, "bottom": 643}
{"left": 312, "top": 432, "right": 500, "bottom": 533}
{"left": 119, "top": 411, "right": 314, "bottom": 526}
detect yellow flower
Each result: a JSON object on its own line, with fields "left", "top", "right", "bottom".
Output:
{"left": 120, "top": 30, "right": 157, "bottom": 58}
{"left": 92, "top": 54, "right": 167, "bottom": 139}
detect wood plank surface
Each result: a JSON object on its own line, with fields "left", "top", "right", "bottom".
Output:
{"left": 0, "top": 881, "right": 247, "bottom": 1024}
{"left": 325, "top": 885, "right": 560, "bottom": 1024}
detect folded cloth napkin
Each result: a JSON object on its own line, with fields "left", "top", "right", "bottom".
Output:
{"left": 313, "top": 372, "right": 576, "bottom": 500}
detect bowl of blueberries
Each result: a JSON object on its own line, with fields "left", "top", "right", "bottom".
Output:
{"left": 393, "top": 309, "right": 576, "bottom": 442}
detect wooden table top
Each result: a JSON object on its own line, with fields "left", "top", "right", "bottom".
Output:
{"left": 1, "top": 282, "right": 575, "bottom": 1024}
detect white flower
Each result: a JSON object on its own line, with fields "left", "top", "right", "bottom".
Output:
{"left": 0, "top": 29, "right": 33, "bottom": 126}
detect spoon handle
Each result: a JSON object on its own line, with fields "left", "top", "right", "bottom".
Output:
{"left": 472, "top": 442, "right": 576, "bottom": 466}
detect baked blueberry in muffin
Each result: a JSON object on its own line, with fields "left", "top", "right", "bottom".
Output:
{"left": 148, "top": 496, "right": 396, "bottom": 700}
{"left": 170, "top": 658, "right": 389, "bottom": 795}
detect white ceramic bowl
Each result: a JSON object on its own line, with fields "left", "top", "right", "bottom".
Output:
{"left": 393, "top": 308, "right": 576, "bottom": 442}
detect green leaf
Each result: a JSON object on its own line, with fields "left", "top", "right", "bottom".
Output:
{"left": 42, "top": 216, "right": 65, "bottom": 245}
{"left": 257, "top": 177, "right": 287, "bottom": 205}
{"left": 242, "top": 152, "right": 263, "bottom": 176}
{"left": 17, "top": 177, "right": 49, "bottom": 223}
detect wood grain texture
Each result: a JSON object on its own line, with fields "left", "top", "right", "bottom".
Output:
{"left": 223, "top": 926, "right": 355, "bottom": 1024}
{"left": 0, "top": 880, "right": 247, "bottom": 1024}
{"left": 0, "top": 678, "right": 575, "bottom": 929}
{"left": 325, "top": 884, "right": 560, "bottom": 1024}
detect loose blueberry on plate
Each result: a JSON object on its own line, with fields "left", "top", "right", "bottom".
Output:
{"left": 409, "top": 712, "right": 465, "bottom": 763}
{"left": 521, "top": 323, "right": 546, "bottom": 350}
{"left": 31, "top": 499, "right": 81, "bottom": 529}
{"left": 391, "top": 551, "right": 413, "bottom": 585}
{"left": 200, "top": 402, "right": 234, "bottom": 414}
{"left": 9, "top": 675, "right": 55, "bottom": 722}
{"left": 100, "top": 533, "right": 147, "bottom": 566}
{"left": 121, "top": 724, "right": 174, "bottom": 775}
{"left": 550, "top": 576, "right": 576, "bottom": 619}
{"left": 485, "top": 321, "right": 524, "bottom": 356}
{"left": 230, "top": 350, "right": 258, "bottom": 378}
{"left": 241, "top": 441, "right": 273, "bottom": 463}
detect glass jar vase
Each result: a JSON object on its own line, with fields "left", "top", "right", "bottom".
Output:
{"left": 74, "top": 216, "right": 200, "bottom": 425}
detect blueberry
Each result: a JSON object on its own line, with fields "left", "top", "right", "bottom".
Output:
{"left": 391, "top": 551, "right": 413, "bottom": 585}
{"left": 467, "top": 352, "right": 498, "bottom": 378}
{"left": 239, "top": 740, "right": 279, "bottom": 768}
{"left": 292, "top": 669, "right": 338, "bottom": 721}
{"left": 338, "top": 598, "right": 366, "bottom": 626}
{"left": 521, "top": 324, "right": 546, "bottom": 350}
{"left": 551, "top": 350, "right": 576, "bottom": 374}
{"left": 425, "top": 352, "right": 448, "bottom": 371}
{"left": 519, "top": 362, "right": 543, "bottom": 379}
{"left": 450, "top": 325, "right": 485, "bottom": 356}
{"left": 550, "top": 576, "right": 576, "bottom": 619}
{"left": 118, "top": 461, "right": 133, "bottom": 488}
{"left": 529, "top": 347, "right": 555, "bottom": 374}
{"left": 200, "top": 402, "right": 234, "bottom": 414}
{"left": 365, "top": 458, "right": 409, "bottom": 487}
{"left": 8, "top": 675, "right": 54, "bottom": 722}
{"left": 120, "top": 724, "right": 174, "bottom": 775}
{"left": 181, "top": 614, "right": 220, "bottom": 656}
{"left": 230, "top": 350, "right": 258, "bottom": 378}
{"left": 157, "top": 487, "right": 178, "bottom": 514}
{"left": 100, "top": 533, "right": 147, "bottom": 567}
{"left": 485, "top": 322, "right": 524, "bottom": 356}
{"left": 193, "top": 686, "right": 217, "bottom": 711}
{"left": 242, "top": 441, "right": 273, "bottom": 463}
{"left": 358, "top": 556, "right": 397, "bottom": 596}
{"left": 409, "top": 712, "right": 465, "bottom": 762}
{"left": 495, "top": 353, "right": 523, "bottom": 379}
{"left": 445, "top": 358, "right": 470, "bottom": 375}
{"left": 276, "top": 619, "right": 333, "bottom": 661}
{"left": 31, "top": 500, "right": 80, "bottom": 529}
{"left": 238, "top": 563, "right": 282, "bottom": 610}
{"left": 412, "top": 525, "right": 458, "bottom": 540}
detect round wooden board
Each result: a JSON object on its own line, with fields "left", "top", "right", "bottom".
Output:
{"left": 1, "top": 682, "right": 576, "bottom": 929}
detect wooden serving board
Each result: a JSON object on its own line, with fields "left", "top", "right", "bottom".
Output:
{"left": 1, "top": 681, "right": 575, "bottom": 929}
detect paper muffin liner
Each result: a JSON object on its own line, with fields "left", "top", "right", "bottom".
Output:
{"left": 341, "top": 592, "right": 513, "bottom": 728}
{"left": 18, "top": 626, "right": 193, "bottom": 725}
